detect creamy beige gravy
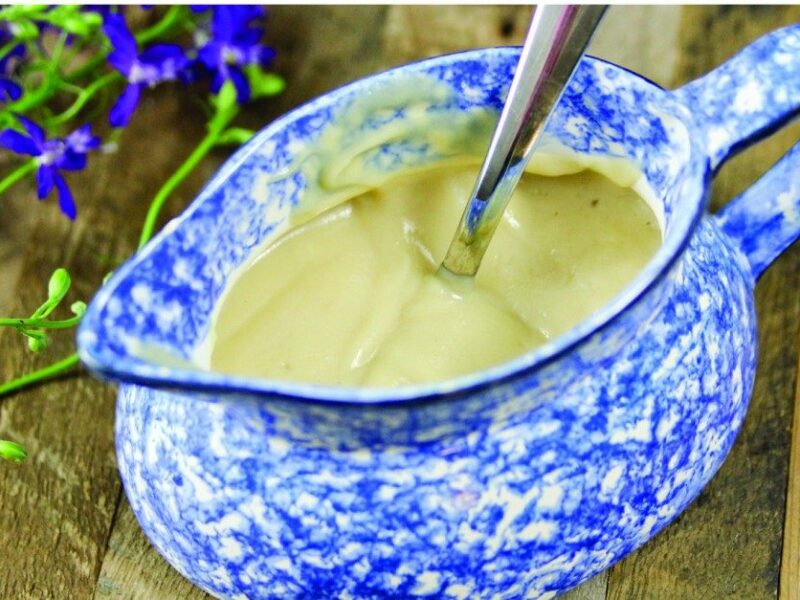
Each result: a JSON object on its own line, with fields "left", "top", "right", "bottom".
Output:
{"left": 208, "top": 162, "right": 661, "bottom": 387}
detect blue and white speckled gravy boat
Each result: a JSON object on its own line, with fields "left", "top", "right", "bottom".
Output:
{"left": 78, "top": 25, "right": 800, "bottom": 600}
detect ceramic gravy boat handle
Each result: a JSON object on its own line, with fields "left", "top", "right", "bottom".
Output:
{"left": 674, "top": 24, "right": 800, "bottom": 280}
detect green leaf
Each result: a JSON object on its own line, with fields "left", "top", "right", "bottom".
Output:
{"left": 70, "top": 301, "right": 86, "bottom": 316}
{"left": 244, "top": 66, "right": 286, "bottom": 99}
{"left": 217, "top": 127, "right": 255, "bottom": 146}
{"left": 0, "top": 440, "right": 27, "bottom": 463}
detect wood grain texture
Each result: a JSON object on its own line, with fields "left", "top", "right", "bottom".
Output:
{"left": 0, "top": 146, "right": 123, "bottom": 598}
{"left": 0, "top": 86, "right": 223, "bottom": 598}
{"left": 94, "top": 500, "right": 211, "bottom": 600}
{"left": 607, "top": 6, "right": 800, "bottom": 600}
{"left": 561, "top": 572, "right": 608, "bottom": 600}
{"left": 0, "top": 185, "right": 38, "bottom": 314}
{"left": 382, "top": 5, "right": 529, "bottom": 64}
{"left": 783, "top": 346, "right": 800, "bottom": 599}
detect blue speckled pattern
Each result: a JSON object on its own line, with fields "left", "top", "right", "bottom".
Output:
{"left": 79, "top": 25, "right": 800, "bottom": 599}
{"left": 675, "top": 25, "right": 800, "bottom": 170}
{"left": 716, "top": 139, "right": 800, "bottom": 279}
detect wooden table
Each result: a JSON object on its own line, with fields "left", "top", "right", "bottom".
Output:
{"left": 1, "top": 7, "right": 799, "bottom": 599}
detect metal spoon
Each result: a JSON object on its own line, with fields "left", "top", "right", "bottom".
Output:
{"left": 440, "top": 5, "right": 607, "bottom": 277}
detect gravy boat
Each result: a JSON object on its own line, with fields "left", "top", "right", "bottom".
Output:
{"left": 78, "top": 25, "right": 800, "bottom": 599}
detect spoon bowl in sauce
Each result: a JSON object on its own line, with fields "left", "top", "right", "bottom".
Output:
{"left": 442, "top": 4, "right": 607, "bottom": 277}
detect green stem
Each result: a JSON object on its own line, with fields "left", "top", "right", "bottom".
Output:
{"left": 0, "top": 353, "right": 79, "bottom": 397}
{"left": 136, "top": 5, "right": 187, "bottom": 45}
{"left": 0, "top": 315, "right": 83, "bottom": 330}
{"left": 4, "top": 32, "right": 66, "bottom": 115}
{"left": 46, "top": 71, "right": 120, "bottom": 127}
{"left": 59, "top": 39, "right": 92, "bottom": 78}
{"left": 5, "top": 78, "right": 56, "bottom": 114}
{"left": 0, "top": 161, "right": 37, "bottom": 196}
{"left": 56, "top": 79, "right": 84, "bottom": 95}
{"left": 0, "top": 39, "right": 18, "bottom": 63}
{"left": 138, "top": 117, "right": 234, "bottom": 248}
{"left": 66, "top": 51, "right": 108, "bottom": 84}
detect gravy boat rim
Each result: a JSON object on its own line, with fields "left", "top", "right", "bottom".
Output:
{"left": 77, "top": 48, "right": 709, "bottom": 405}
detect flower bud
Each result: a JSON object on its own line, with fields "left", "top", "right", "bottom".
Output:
{"left": 0, "top": 440, "right": 27, "bottom": 463}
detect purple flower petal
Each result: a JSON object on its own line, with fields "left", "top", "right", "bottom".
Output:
{"left": 198, "top": 41, "right": 224, "bottom": 70}
{"left": 0, "top": 129, "right": 39, "bottom": 156}
{"left": 210, "top": 71, "right": 225, "bottom": 94}
{"left": 211, "top": 7, "right": 264, "bottom": 45}
{"left": 139, "top": 44, "right": 190, "bottom": 80}
{"left": 236, "top": 28, "right": 263, "bottom": 48}
{"left": 211, "top": 7, "right": 236, "bottom": 43}
{"left": 178, "top": 59, "right": 204, "bottom": 84}
{"left": 58, "top": 149, "right": 87, "bottom": 171}
{"left": 66, "top": 124, "right": 101, "bottom": 153}
{"left": 257, "top": 46, "right": 276, "bottom": 65}
{"left": 15, "top": 116, "right": 46, "bottom": 147}
{"left": 36, "top": 165, "right": 54, "bottom": 199}
{"left": 103, "top": 13, "right": 136, "bottom": 75}
{"left": 107, "top": 48, "right": 134, "bottom": 76}
{"left": 0, "top": 78, "right": 22, "bottom": 102}
{"left": 139, "top": 43, "right": 185, "bottom": 64}
{"left": 82, "top": 6, "right": 114, "bottom": 17}
{"left": 229, "top": 67, "right": 250, "bottom": 104}
{"left": 241, "top": 44, "right": 275, "bottom": 66}
{"left": 228, "top": 6, "right": 265, "bottom": 26}
{"left": 109, "top": 83, "right": 141, "bottom": 128}
{"left": 103, "top": 14, "right": 137, "bottom": 56}
{"left": 53, "top": 172, "right": 76, "bottom": 220}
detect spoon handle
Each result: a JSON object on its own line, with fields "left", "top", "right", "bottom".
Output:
{"left": 441, "top": 5, "right": 607, "bottom": 277}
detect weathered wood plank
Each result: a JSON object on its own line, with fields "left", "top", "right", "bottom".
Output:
{"left": 0, "top": 86, "right": 219, "bottom": 597}
{"left": 382, "top": 5, "right": 529, "bottom": 64}
{"left": 782, "top": 342, "right": 800, "bottom": 599}
{"left": 94, "top": 500, "right": 211, "bottom": 600}
{"left": 562, "top": 572, "right": 608, "bottom": 600}
{"left": 0, "top": 186, "right": 39, "bottom": 314}
{"left": 607, "top": 6, "right": 800, "bottom": 599}
{"left": 0, "top": 159, "right": 121, "bottom": 598}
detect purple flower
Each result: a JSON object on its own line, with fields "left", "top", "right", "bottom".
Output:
{"left": 82, "top": 6, "right": 115, "bottom": 17}
{"left": 103, "top": 13, "right": 189, "bottom": 127}
{"left": 0, "top": 28, "right": 24, "bottom": 103}
{"left": 0, "top": 118, "right": 100, "bottom": 219}
{"left": 196, "top": 6, "right": 275, "bottom": 103}
{"left": 0, "top": 78, "right": 21, "bottom": 102}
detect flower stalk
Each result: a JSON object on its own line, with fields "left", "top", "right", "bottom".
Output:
{"left": 0, "top": 6, "right": 284, "bottom": 461}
